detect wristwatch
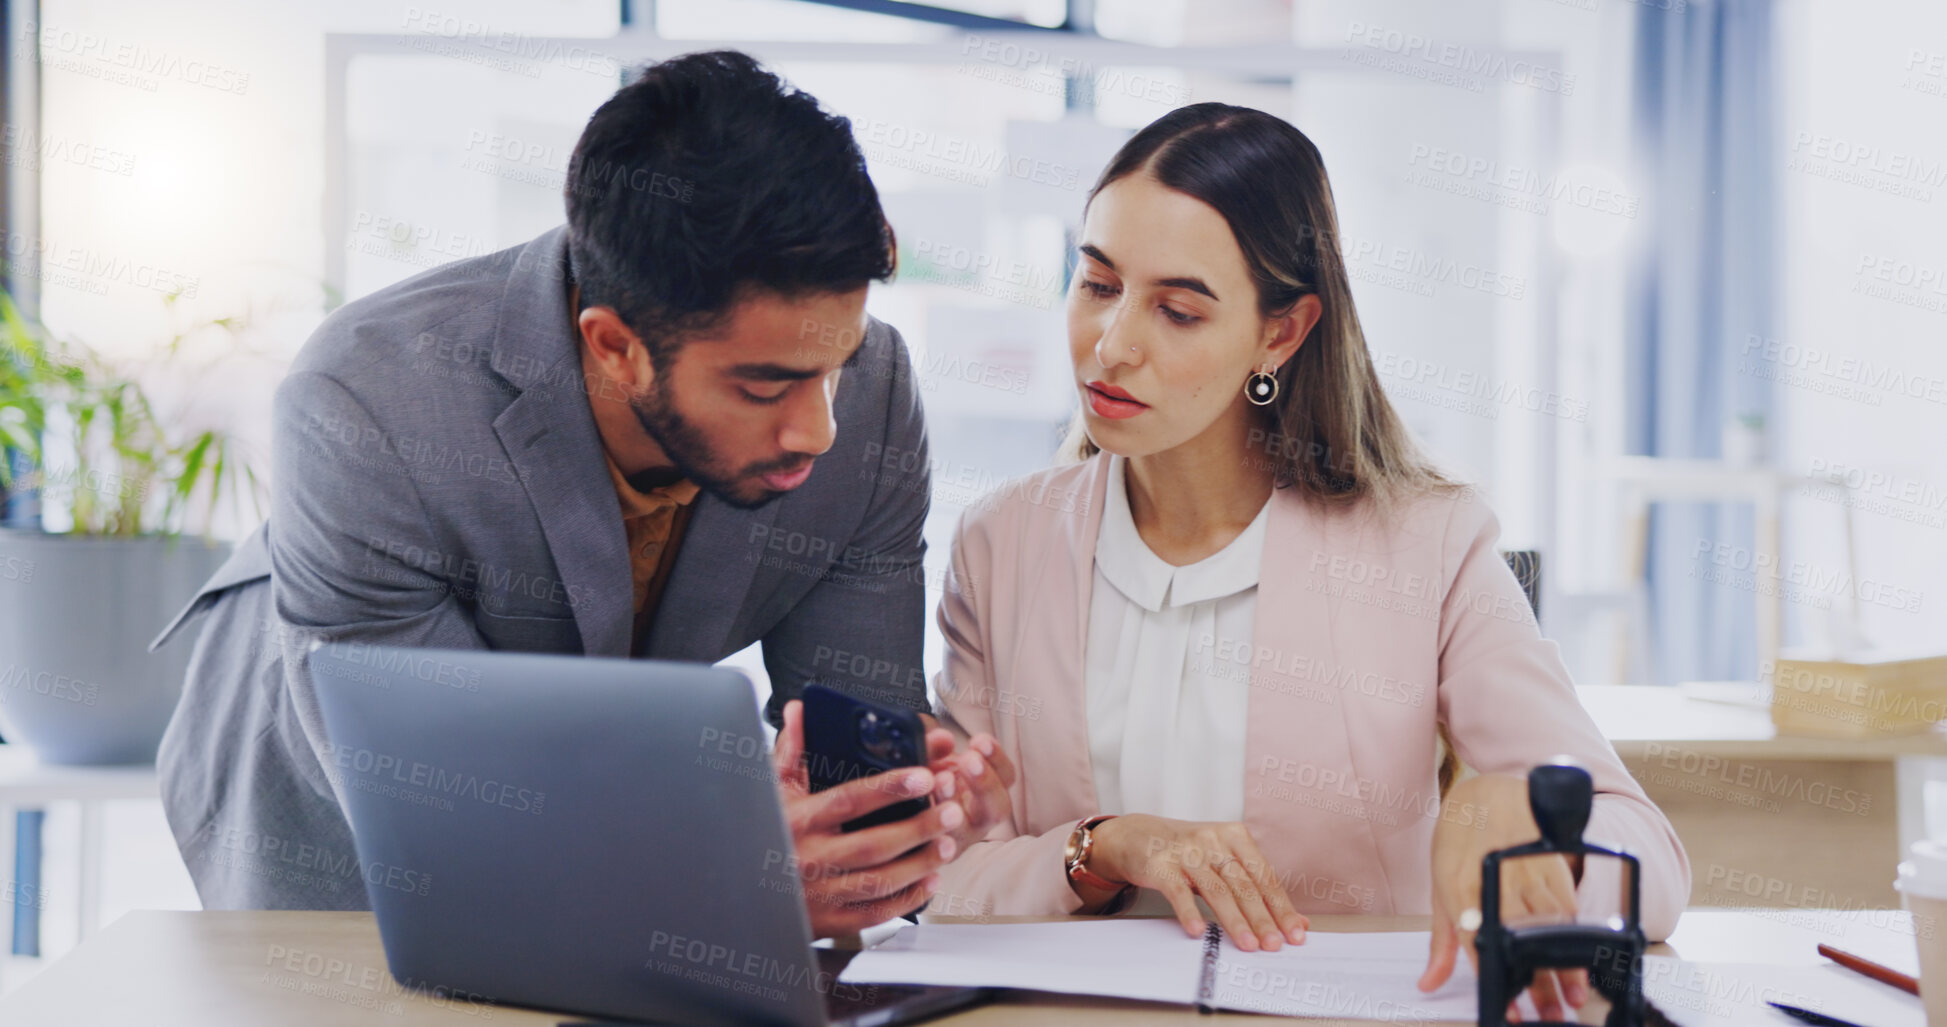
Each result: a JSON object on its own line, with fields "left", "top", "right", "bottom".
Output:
{"left": 1064, "top": 814, "right": 1135, "bottom": 910}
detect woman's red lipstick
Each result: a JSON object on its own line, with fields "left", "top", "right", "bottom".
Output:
{"left": 1085, "top": 380, "right": 1148, "bottom": 420}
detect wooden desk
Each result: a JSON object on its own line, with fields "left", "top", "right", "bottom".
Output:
{"left": 1579, "top": 684, "right": 1947, "bottom": 910}
{"left": 0, "top": 909, "right": 1924, "bottom": 1026}
{"left": 1579, "top": 684, "right": 1947, "bottom": 761}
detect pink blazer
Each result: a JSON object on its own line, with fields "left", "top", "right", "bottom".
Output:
{"left": 930, "top": 453, "right": 1690, "bottom": 940}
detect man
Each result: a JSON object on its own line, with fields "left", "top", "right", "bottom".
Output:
{"left": 150, "top": 50, "right": 1012, "bottom": 937}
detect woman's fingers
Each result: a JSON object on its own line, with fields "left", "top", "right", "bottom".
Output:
{"left": 1530, "top": 857, "right": 1592, "bottom": 1008}
{"left": 1562, "top": 966, "right": 1591, "bottom": 1009}
{"left": 954, "top": 752, "right": 1013, "bottom": 841}
{"left": 1523, "top": 854, "right": 1579, "bottom": 913}
{"left": 925, "top": 726, "right": 956, "bottom": 763}
{"left": 1156, "top": 877, "right": 1208, "bottom": 938}
{"left": 971, "top": 734, "right": 1018, "bottom": 789}
{"left": 1451, "top": 862, "right": 1482, "bottom": 939}
{"left": 1501, "top": 859, "right": 1585, "bottom": 1017}
{"left": 1186, "top": 865, "right": 1260, "bottom": 952}
{"left": 1230, "top": 830, "right": 1307, "bottom": 943}
{"left": 1418, "top": 904, "right": 1459, "bottom": 992}
{"left": 1526, "top": 865, "right": 1588, "bottom": 1005}
{"left": 1527, "top": 969, "right": 1566, "bottom": 1023}
{"left": 1215, "top": 859, "right": 1283, "bottom": 951}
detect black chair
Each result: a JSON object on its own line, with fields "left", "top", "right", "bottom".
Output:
{"left": 1502, "top": 549, "right": 1541, "bottom": 619}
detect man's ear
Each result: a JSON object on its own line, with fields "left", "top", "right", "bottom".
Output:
{"left": 578, "top": 306, "right": 655, "bottom": 398}
{"left": 1263, "top": 294, "right": 1323, "bottom": 369}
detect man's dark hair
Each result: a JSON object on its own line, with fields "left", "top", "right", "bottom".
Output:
{"left": 565, "top": 50, "right": 894, "bottom": 368}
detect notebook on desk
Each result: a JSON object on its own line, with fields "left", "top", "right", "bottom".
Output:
{"left": 840, "top": 919, "right": 1479, "bottom": 1020}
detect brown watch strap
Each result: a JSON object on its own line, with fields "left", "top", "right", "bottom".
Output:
{"left": 1067, "top": 814, "right": 1133, "bottom": 896}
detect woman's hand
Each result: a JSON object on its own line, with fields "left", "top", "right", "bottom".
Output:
{"left": 1418, "top": 773, "right": 1588, "bottom": 1022}
{"left": 921, "top": 720, "right": 1018, "bottom": 857}
{"left": 1086, "top": 814, "right": 1309, "bottom": 952}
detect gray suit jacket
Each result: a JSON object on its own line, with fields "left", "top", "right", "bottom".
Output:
{"left": 151, "top": 225, "right": 932, "bottom": 910}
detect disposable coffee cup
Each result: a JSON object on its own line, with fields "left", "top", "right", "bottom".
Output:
{"left": 1895, "top": 840, "right": 1947, "bottom": 1025}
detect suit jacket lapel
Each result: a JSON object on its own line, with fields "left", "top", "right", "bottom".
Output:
{"left": 491, "top": 384, "right": 634, "bottom": 658}
{"left": 486, "top": 227, "right": 633, "bottom": 659}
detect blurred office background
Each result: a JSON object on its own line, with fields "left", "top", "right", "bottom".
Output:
{"left": 0, "top": 0, "right": 1943, "bottom": 992}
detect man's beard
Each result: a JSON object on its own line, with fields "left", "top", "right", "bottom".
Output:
{"left": 631, "top": 385, "right": 806, "bottom": 510}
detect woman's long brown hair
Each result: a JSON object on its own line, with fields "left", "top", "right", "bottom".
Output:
{"left": 1058, "top": 103, "right": 1467, "bottom": 793}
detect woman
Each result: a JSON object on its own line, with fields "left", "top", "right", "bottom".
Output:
{"left": 929, "top": 103, "right": 1688, "bottom": 1017}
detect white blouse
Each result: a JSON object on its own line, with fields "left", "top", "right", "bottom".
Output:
{"left": 1084, "top": 454, "right": 1271, "bottom": 823}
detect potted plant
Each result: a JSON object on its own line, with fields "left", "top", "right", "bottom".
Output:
{"left": 0, "top": 294, "right": 263, "bottom": 765}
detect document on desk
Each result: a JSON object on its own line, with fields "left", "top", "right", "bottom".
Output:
{"left": 839, "top": 919, "right": 1478, "bottom": 1020}
{"left": 1640, "top": 956, "right": 1925, "bottom": 1026}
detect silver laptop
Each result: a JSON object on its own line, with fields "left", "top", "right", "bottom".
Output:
{"left": 309, "top": 643, "right": 985, "bottom": 1027}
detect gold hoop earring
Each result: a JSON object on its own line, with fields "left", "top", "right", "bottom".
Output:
{"left": 1245, "top": 365, "right": 1279, "bottom": 406}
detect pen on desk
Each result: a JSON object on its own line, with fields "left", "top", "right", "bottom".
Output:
{"left": 1817, "top": 941, "right": 1922, "bottom": 996}
{"left": 1767, "top": 1000, "right": 1870, "bottom": 1027}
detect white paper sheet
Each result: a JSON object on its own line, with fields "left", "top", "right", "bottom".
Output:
{"left": 1641, "top": 956, "right": 1925, "bottom": 1027}
{"left": 1210, "top": 930, "right": 1477, "bottom": 1020}
{"left": 839, "top": 920, "right": 1478, "bottom": 1020}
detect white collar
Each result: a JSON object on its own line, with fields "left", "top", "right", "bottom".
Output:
{"left": 1094, "top": 453, "right": 1271, "bottom": 613}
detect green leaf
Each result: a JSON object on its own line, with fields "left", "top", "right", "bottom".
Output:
{"left": 175, "top": 432, "right": 212, "bottom": 503}
{"left": 0, "top": 288, "right": 272, "bottom": 536}
{"left": 205, "top": 436, "right": 227, "bottom": 530}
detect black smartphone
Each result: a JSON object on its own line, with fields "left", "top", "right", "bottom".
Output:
{"left": 801, "top": 683, "right": 930, "bottom": 832}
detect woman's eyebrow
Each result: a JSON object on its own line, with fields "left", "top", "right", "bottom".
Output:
{"left": 1079, "top": 242, "right": 1118, "bottom": 270}
{"left": 1157, "top": 276, "right": 1218, "bottom": 301}
{"left": 1078, "top": 243, "right": 1219, "bottom": 301}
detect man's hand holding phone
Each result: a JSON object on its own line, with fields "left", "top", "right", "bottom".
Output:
{"left": 773, "top": 698, "right": 964, "bottom": 937}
